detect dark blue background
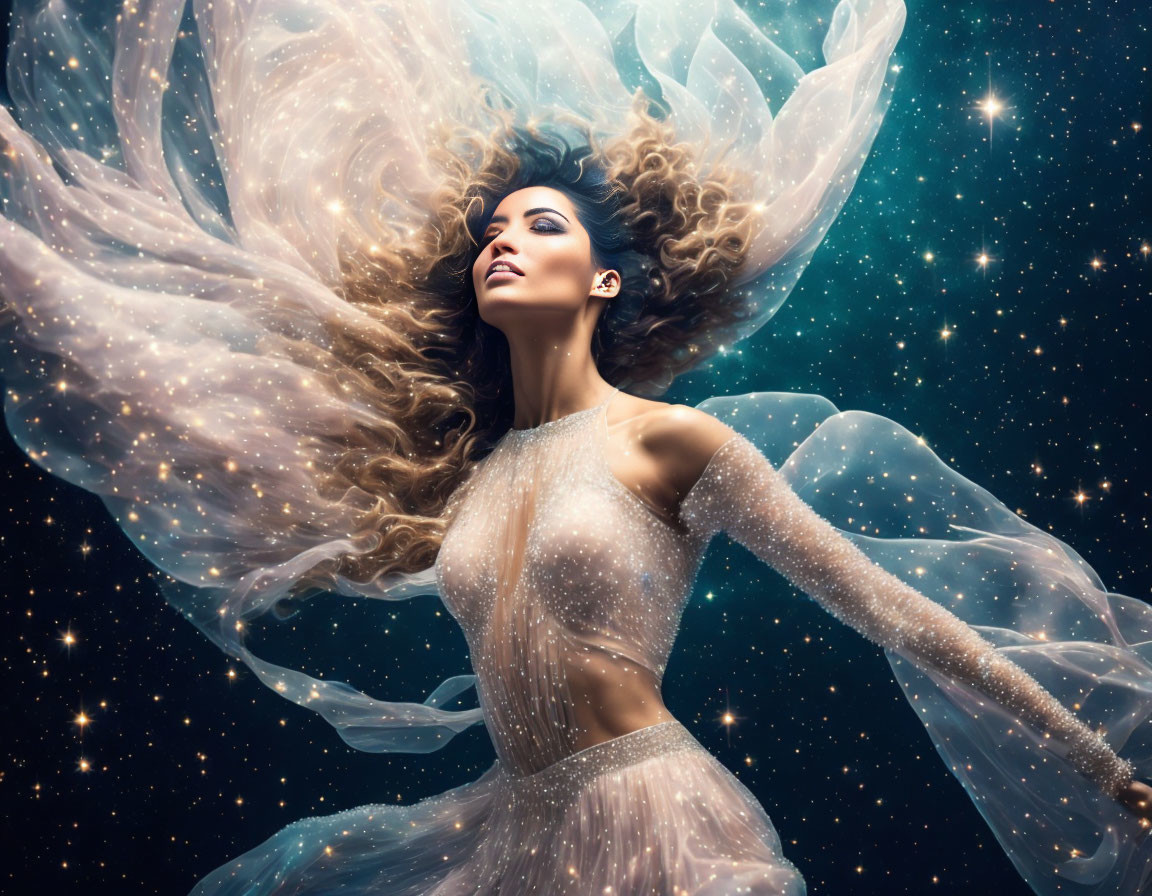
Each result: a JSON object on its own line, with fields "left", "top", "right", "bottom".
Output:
{"left": 2, "top": 2, "right": 1150, "bottom": 894}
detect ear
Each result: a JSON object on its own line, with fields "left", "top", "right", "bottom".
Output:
{"left": 592, "top": 269, "right": 622, "bottom": 300}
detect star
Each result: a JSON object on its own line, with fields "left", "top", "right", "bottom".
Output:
{"left": 980, "top": 94, "right": 1003, "bottom": 118}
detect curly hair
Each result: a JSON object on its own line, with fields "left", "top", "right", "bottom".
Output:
{"left": 303, "top": 90, "right": 759, "bottom": 595}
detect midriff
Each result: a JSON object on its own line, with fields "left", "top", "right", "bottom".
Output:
{"left": 563, "top": 649, "right": 676, "bottom": 751}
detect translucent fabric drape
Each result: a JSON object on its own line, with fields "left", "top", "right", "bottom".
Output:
{"left": 0, "top": 0, "right": 907, "bottom": 753}
{"left": 688, "top": 391, "right": 1152, "bottom": 893}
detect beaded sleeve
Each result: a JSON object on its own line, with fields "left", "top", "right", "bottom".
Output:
{"left": 679, "top": 434, "right": 1135, "bottom": 798}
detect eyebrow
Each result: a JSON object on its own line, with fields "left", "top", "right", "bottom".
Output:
{"left": 484, "top": 207, "right": 570, "bottom": 228}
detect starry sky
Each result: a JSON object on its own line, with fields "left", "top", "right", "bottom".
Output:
{"left": 2, "top": 2, "right": 1150, "bottom": 894}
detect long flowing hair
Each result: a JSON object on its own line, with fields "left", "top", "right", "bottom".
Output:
{"left": 315, "top": 92, "right": 757, "bottom": 588}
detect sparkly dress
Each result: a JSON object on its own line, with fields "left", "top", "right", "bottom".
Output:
{"left": 4, "top": 0, "right": 1152, "bottom": 892}
{"left": 187, "top": 386, "right": 1144, "bottom": 895}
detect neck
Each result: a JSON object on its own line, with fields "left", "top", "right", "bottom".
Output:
{"left": 503, "top": 315, "right": 614, "bottom": 429}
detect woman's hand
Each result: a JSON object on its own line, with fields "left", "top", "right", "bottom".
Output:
{"left": 1115, "top": 778, "right": 1152, "bottom": 822}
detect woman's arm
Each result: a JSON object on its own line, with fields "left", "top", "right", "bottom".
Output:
{"left": 661, "top": 411, "right": 1136, "bottom": 799}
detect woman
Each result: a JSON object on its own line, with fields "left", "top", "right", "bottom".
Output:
{"left": 3, "top": 0, "right": 1152, "bottom": 893}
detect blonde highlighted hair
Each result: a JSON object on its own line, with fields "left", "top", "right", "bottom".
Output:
{"left": 303, "top": 91, "right": 758, "bottom": 593}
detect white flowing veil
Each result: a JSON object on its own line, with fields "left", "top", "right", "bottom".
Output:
{"left": 699, "top": 392, "right": 1152, "bottom": 893}
{"left": 0, "top": 0, "right": 905, "bottom": 751}
{"left": 6, "top": 1, "right": 1151, "bottom": 891}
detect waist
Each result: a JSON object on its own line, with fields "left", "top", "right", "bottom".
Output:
{"left": 497, "top": 719, "right": 699, "bottom": 799}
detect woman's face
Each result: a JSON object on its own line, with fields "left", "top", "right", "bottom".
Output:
{"left": 471, "top": 186, "right": 616, "bottom": 327}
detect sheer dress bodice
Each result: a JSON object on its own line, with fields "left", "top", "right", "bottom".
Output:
{"left": 434, "top": 388, "right": 709, "bottom": 775}
{"left": 437, "top": 387, "right": 1135, "bottom": 802}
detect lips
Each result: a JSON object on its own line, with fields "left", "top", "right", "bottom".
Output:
{"left": 486, "top": 259, "right": 524, "bottom": 279}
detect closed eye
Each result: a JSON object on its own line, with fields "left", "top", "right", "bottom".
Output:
{"left": 481, "top": 218, "right": 564, "bottom": 246}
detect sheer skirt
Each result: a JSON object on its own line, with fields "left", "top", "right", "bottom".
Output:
{"left": 190, "top": 720, "right": 806, "bottom": 896}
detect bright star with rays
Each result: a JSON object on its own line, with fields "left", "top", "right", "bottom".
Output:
{"left": 976, "top": 88, "right": 1011, "bottom": 142}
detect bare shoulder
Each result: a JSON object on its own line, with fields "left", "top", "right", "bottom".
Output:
{"left": 603, "top": 392, "right": 742, "bottom": 518}
{"left": 626, "top": 403, "right": 740, "bottom": 499}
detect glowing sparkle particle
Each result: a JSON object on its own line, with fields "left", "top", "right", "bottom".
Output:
{"left": 977, "top": 253, "right": 990, "bottom": 267}
{"left": 923, "top": 251, "right": 934, "bottom": 262}
{"left": 721, "top": 712, "right": 735, "bottom": 726}
{"left": 980, "top": 94, "right": 1003, "bottom": 118}
{"left": 75, "top": 712, "right": 89, "bottom": 728}
{"left": 1090, "top": 257, "right": 1103, "bottom": 270}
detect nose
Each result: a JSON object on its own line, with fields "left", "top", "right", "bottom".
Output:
{"left": 481, "top": 234, "right": 522, "bottom": 281}
{"left": 489, "top": 231, "right": 518, "bottom": 255}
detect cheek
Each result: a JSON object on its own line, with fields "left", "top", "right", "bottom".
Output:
{"left": 471, "top": 251, "right": 489, "bottom": 286}
{"left": 539, "top": 242, "right": 591, "bottom": 285}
